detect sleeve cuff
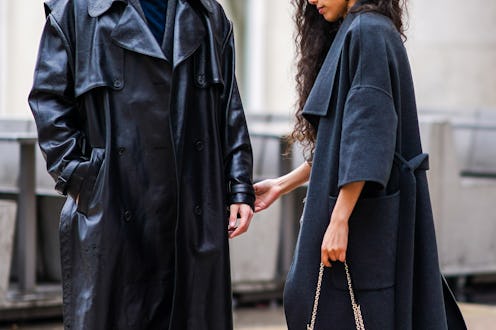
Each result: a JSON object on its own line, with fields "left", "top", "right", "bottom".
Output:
{"left": 54, "top": 159, "right": 86, "bottom": 199}
{"left": 228, "top": 183, "right": 255, "bottom": 210}
{"left": 55, "top": 160, "right": 79, "bottom": 195}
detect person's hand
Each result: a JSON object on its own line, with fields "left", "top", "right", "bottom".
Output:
{"left": 321, "top": 217, "right": 349, "bottom": 267}
{"left": 228, "top": 203, "right": 254, "bottom": 239}
{"left": 253, "top": 179, "right": 282, "bottom": 212}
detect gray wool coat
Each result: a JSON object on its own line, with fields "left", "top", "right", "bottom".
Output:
{"left": 283, "top": 9, "right": 466, "bottom": 330}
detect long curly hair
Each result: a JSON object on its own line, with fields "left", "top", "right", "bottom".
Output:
{"left": 289, "top": 0, "right": 407, "bottom": 160}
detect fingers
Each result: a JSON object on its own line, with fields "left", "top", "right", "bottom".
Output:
{"left": 321, "top": 249, "right": 332, "bottom": 267}
{"left": 229, "top": 204, "right": 254, "bottom": 239}
{"left": 254, "top": 201, "right": 266, "bottom": 213}
{"left": 321, "top": 247, "right": 347, "bottom": 267}
{"left": 253, "top": 183, "right": 260, "bottom": 194}
{"left": 321, "top": 219, "right": 349, "bottom": 266}
{"left": 321, "top": 237, "right": 347, "bottom": 267}
{"left": 253, "top": 182, "right": 269, "bottom": 213}
{"left": 228, "top": 204, "right": 239, "bottom": 229}
{"left": 253, "top": 181, "right": 267, "bottom": 194}
{"left": 321, "top": 248, "right": 340, "bottom": 267}
{"left": 253, "top": 179, "right": 281, "bottom": 213}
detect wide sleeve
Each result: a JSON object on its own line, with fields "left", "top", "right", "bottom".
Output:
{"left": 338, "top": 18, "right": 398, "bottom": 189}
{"left": 220, "top": 24, "right": 255, "bottom": 208}
{"left": 28, "top": 14, "right": 88, "bottom": 199}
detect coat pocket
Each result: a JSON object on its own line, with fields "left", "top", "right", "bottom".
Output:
{"left": 329, "top": 191, "right": 400, "bottom": 290}
{"left": 76, "top": 148, "right": 105, "bottom": 216}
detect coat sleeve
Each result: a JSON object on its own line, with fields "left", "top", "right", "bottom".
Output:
{"left": 220, "top": 24, "right": 255, "bottom": 209}
{"left": 28, "top": 14, "right": 88, "bottom": 199}
{"left": 338, "top": 18, "right": 398, "bottom": 190}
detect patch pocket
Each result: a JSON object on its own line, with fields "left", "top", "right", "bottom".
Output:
{"left": 329, "top": 191, "right": 400, "bottom": 291}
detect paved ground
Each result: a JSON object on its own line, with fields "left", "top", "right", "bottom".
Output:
{"left": 235, "top": 303, "right": 496, "bottom": 329}
{"left": 1, "top": 303, "right": 495, "bottom": 329}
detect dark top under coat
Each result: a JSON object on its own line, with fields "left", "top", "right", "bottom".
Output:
{"left": 139, "top": 0, "right": 167, "bottom": 43}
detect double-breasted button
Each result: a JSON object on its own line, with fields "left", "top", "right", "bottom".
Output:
{"left": 113, "top": 79, "right": 123, "bottom": 89}
{"left": 195, "top": 140, "right": 204, "bottom": 151}
{"left": 123, "top": 210, "right": 132, "bottom": 222}
{"left": 197, "top": 74, "right": 206, "bottom": 86}
{"left": 118, "top": 146, "right": 126, "bottom": 156}
{"left": 194, "top": 205, "right": 202, "bottom": 216}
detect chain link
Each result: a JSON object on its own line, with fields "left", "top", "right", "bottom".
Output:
{"left": 307, "top": 262, "right": 325, "bottom": 330}
{"left": 307, "top": 262, "right": 365, "bottom": 330}
{"left": 345, "top": 261, "right": 365, "bottom": 330}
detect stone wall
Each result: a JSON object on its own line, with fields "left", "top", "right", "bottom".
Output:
{"left": 0, "top": 1, "right": 495, "bottom": 116}
{"left": 407, "top": 0, "right": 496, "bottom": 112}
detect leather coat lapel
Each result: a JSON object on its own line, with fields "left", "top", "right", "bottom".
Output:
{"left": 90, "top": 0, "right": 208, "bottom": 65}
{"left": 111, "top": 3, "right": 167, "bottom": 60}
{"left": 173, "top": 0, "right": 206, "bottom": 68}
{"left": 116, "top": 0, "right": 206, "bottom": 66}
{"left": 161, "top": 0, "right": 178, "bottom": 62}
{"left": 88, "top": 0, "right": 126, "bottom": 17}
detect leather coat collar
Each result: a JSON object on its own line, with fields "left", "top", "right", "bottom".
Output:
{"left": 88, "top": 0, "right": 212, "bottom": 17}
{"left": 103, "top": 0, "right": 209, "bottom": 67}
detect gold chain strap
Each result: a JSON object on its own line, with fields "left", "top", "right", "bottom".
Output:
{"left": 307, "top": 262, "right": 365, "bottom": 330}
{"left": 307, "top": 263, "right": 325, "bottom": 330}
{"left": 344, "top": 261, "right": 365, "bottom": 330}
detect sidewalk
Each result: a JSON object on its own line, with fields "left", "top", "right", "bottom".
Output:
{"left": 234, "top": 303, "right": 496, "bottom": 329}
{"left": 459, "top": 303, "right": 496, "bottom": 329}
{"left": 1, "top": 303, "right": 495, "bottom": 329}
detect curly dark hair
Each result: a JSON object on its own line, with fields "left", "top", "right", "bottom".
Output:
{"left": 289, "top": 0, "right": 408, "bottom": 160}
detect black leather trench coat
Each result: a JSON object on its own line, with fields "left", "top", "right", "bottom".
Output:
{"left": 29, "top": 0, "right": 254, "bottom": 329}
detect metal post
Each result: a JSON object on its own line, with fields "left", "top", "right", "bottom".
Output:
{"left": 17, "top": 141, "right": 37, "bottom": 292}
{"left": 245, "top": 0, "right": 266, "bottom": 111}
{"left": 278, "top": 137, "right": 296, "bottom": 275}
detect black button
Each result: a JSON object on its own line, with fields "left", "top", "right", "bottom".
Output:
{"left": 197, "top": 74, "right": 206, "bottom": 85}
{"left": 124, "top": 210, "right": 132, "bottom": 222}
{"left": 195, "top": 140, "right": 204, "bottom": 151}
{"left": 194, "top": 205, "right": 202, "bottom": 215}
{"left": 113, "top": 79, "right": 123, "bottom": 88}
{"left": 118, "top": 146, "right": 126, "bottom": 155}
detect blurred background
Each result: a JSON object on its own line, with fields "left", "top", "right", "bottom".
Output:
{"left": 0, "top": 0, "right": 496, "bottom": 328}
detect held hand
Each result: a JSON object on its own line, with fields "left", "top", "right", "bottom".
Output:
{"left": 228, "top": 203, "right": 254, "bottom": 239}
{"left": 321, "top": 218, "right": 349, "bottom": 267}
{"left": 253, "top": 179, "right": 282, "bottom": 213}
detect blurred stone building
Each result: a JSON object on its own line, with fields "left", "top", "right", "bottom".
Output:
{"left": 1, "top": 0, "right": 496, "bottom": 299}
{"left": 1, "top": 0, "right": 495, "bottom": 117}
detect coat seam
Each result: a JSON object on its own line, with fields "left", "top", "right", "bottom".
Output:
{"left": 48, "top": 15, "right": 75, "bottom": 78}
{"left": 348, "top": 84, "right": 394, "bottom": 100}
{"left": 355, "top": 14, "right": 393, "bottom": 100}
{"left": 221, "top": 20, "right": 233, "bottom": 54}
